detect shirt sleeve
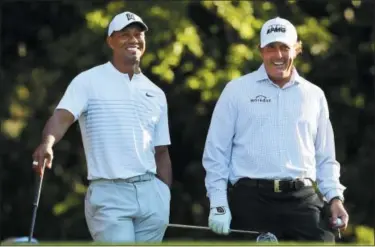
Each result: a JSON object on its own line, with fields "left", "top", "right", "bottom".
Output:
{"left": 153, "top": 94, "right": 171, "bottom": 146}
{"left": 315, "top": 93, "right": 346, "bottom": 202}
{"left": 55, "top": 73, "right": 90, "bottom": 121}
{"left": 202, "top": 82, "right": 237, "bottom": 208}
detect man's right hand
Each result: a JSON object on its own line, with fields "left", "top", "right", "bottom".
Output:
{"left": 208, "top": 206, "right": 232, "bottom": 235}
{"left": 30, "top": 110, "right": 75, "bottom": 176}
{"left": 32, "top": 143, "right": 54, "bottom": 176}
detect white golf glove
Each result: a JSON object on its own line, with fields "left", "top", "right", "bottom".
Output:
{"left": 208, "top": 206, "right": 232, "bottom": 235}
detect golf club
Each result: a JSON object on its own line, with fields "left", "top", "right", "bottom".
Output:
{"left": 28, "top": 161, "right": 46, "bottom": 243}
{"left": 168, "top": 223, "right": 259, "bottom": 235}
{"left": 256, "top": 232, "right": 278, "bottom": 243}
{"left": 167, "top": 223, "right": 278, "bottom": 243}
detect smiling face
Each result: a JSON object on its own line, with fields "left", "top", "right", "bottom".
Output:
{"left": 107, "top": 23, "right": 146, "bottom": 65}
{"left": 259, "top": 41, "right": 299, "bottom": 85}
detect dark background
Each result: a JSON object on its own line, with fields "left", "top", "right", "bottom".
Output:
{"left": 1, "top": 0, "right": 374, "bottom": 244}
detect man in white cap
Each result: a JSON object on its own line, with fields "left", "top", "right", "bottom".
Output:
{"left": 202, "top": 17, "right": 349, "bottom": 241}
{"left": 32, "top": 11, "right": 172, "bottom": 243}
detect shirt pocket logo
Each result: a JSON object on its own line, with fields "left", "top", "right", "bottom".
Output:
{"left": 250, "top": 95, "right": 272, "bottom": 103}
{"left": 136, "top": 91, "right": 162, "bottom": 127}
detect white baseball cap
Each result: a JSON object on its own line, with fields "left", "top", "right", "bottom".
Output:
{"left": 260, "top": 17, "right": 297, "bottom": 48}
{"left": 107, "top": 11, "right": 148, "bottom": 36}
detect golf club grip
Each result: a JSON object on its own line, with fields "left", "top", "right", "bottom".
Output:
{"left": 167, "top": 224, "right": 259, "bottom": 235}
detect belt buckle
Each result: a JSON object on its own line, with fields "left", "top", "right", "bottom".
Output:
{"left": 274, "top": 179, "right": 281, "bottom": 192}
{"left": 295, "top": 179, "right": 304, "bottom": 190}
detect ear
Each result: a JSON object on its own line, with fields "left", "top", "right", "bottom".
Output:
{"left": 107, "top": 36, "right": 115, "bottom": 50}
{"left": 290, "top": 48, "right": 297, "bottom": 59}
{"left": 292, "top": 41, "right": 302, "bottom": 57}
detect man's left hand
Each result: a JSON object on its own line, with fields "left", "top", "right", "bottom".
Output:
{"left": 330, "top": 199, "right": 349, "bottom": 230}
{"left": 208, "top": 206, "right": 232, "bottom": 235}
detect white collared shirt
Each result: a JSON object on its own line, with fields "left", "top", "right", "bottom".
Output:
{"left": 203, "top": 64, "right": 346, "bottom": 207}
{"left": 56, "top": 62, "right": 171, "bottom": 180}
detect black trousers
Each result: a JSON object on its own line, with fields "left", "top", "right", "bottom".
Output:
{"left": 228, "top": 180, "right": 336, "bottom": 242}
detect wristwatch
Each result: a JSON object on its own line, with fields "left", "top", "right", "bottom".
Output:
{"left": 329, "top": 196, "right": 344, "bottom": 204}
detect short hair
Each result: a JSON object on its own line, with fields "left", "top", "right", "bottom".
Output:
{"left": 295, "top": 40, "right": 303, "bottom": 55}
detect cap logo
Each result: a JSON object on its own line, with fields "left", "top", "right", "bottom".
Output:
{"left": 266, "top": 24, "right": 286, "bottom": 34}
{"left": 126, "top": 13, "right": 135, "bottom": 21}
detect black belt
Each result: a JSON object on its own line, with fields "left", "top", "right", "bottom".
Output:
{"left": 234, "top": 178, "right": 313, "bottom": 193}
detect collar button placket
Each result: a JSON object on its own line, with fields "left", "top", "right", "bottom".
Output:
{"left": 277, "top": 89, "right": 285, "bottom": 172}
{"left": 125, "top": 76, "right": 135, "bottom": 104}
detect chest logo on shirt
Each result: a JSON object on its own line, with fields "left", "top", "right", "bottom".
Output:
{"left": 250, "top": 95, "right": 271, "bottom": 103}
{"left": 145, "top": 92, "right": 154, "bottom": 97}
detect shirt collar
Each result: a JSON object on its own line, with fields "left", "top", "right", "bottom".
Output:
{"left": 106, "top": 61, "right": 143, "bottom": 79}
{"left": 255, "top": 63, "right": 303, "bottom": 85}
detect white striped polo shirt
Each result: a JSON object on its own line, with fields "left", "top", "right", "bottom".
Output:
{"left": 56, "top": 62, "right": 171, "bottom": 180}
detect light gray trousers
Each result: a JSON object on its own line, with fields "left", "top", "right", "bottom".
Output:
{"left": 84, "top": 173, "right": 170, "bottom": 243}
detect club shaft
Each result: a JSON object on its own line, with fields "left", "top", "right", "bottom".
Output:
{"left": 28, "top": 164, "right": 46, "bottom": 243}
{"left": 28, "top": 205, "right": 38, "bottom": 242}
{"left": 168, "top": 223, "right": 259, "bottom": 235}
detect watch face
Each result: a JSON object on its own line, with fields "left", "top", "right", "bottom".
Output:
{"left": 216, "top": 207, "right": 226, "bottom": 214}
